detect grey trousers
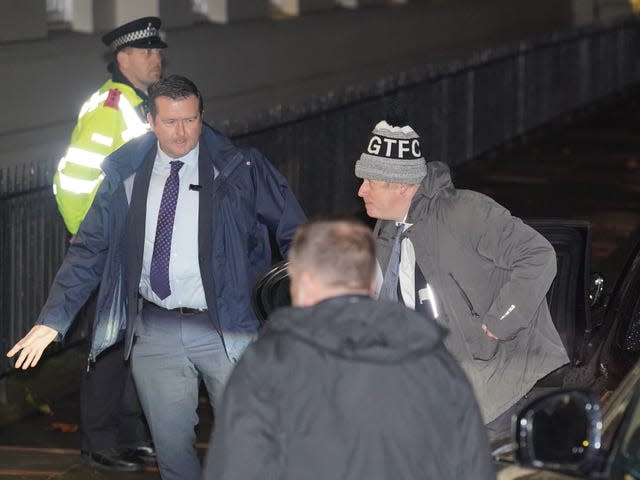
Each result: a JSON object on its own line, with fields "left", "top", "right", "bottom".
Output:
{"left": 131, "top": 303, "right": 234, "bottom": 480}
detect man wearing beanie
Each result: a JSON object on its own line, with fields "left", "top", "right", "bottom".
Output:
{"left": 48, "top": 17, "right": 167, "bottom": 471}
{"left": 355, "top": 120, "right": 569, "bottom": 440}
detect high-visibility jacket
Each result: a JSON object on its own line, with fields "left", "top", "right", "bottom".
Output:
{"left": 53, "top": 79, "right": 149, "bottom": 234}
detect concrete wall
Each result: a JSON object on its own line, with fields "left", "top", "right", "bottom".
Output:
{"left": 0, "top": 0, "right": 47, "bottom": 42}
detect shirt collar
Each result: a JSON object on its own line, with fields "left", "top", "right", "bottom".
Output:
{"left": 156, "top": 142, "right": 199, "bottom": 168}
{"left": 396, "top": 215, "right": 413, "bottom": 231}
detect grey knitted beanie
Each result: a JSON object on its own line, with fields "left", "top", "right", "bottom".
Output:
{"left": 355, "top": 121, "right": 426, "bottom": 184}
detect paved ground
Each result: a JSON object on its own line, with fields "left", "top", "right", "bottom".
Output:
{"left": 0, "top": 386, "right": 210, "bottom": 479}
{"left": 2, "top": 86, "right": 639, "bottom": 480}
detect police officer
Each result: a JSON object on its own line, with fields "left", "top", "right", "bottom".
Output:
{"left": 52, "top": 17, "right": 167, "bottom": 471}
{"left": 53, "top": 17, "right": 166, "bottom": 235}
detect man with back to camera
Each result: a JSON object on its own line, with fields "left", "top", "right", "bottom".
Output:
{"left": 355, "top": 120, "right": 570, "bottom": 440}
{"left": 204, "top": 218, "right": 495, "bottom": 480}
{"left": 48, "top": 16, "right": 167, "bottom": 471}
{"left": 7, "top": 75, "right": 306, "bottom": 480}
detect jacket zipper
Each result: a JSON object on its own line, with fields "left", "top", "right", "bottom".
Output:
{"left": 449, "top": 273, "right": 480, "bottom": 317}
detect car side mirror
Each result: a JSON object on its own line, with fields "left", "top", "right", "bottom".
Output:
{"left": 515, "top": 390, "right": 603, "bottom": 475}
{"left": 589, "top": 273, "right": 605, "bottom": 308}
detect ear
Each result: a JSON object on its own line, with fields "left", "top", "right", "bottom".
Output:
{"left": 147, "top": 112, "right": 155, "bottom": 129}
{"left": 116, "top": 49, "right": 128, "bottom": 68}
{"left": 299, "top": 269, "right": 314, "bottom": 293}
{"left": 399, "top": 183, "right": 419, "bottom": 198}
{"left": 295, "top": 270, "right": 318, "bottom": 307}
{"left": 368, "top": 277, "right": 376, "bottom": 297}
{"left": 399, "top": 184, "right": 411, "bottom": 195}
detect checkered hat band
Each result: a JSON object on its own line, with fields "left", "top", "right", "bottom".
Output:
{"left": 110, "top": 26, "right": 159, "bottom": 50}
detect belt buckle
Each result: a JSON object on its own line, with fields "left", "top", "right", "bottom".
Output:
{"left": 178, "top": 306, "right": 201, "bottom": 315}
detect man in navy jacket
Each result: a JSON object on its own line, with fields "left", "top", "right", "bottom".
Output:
{"left": 7, "top": 75, "right": 306, "bottom": 480}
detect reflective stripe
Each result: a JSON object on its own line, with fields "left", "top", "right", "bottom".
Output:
{"left": 500, "top": 304, "right": 516, "bottom": 321}
{"left": 426, "top": 284, "right": 439, "bottom": 319}
{"left": 122, "top": 128, "right": 146, "bottom": 143}
{"left": 119, "top": 95, "right": 149, "bottom": 142}
{"left": 78, "top": 88, "right": 148, "bottom": 143}
{"left": 78, "top": 91, "right": 110, "bottom": 119}
{"left": 57, "top": 85, "right": 146, "bottom": 197}
{"left": 91, "top": 132, "right": 114, "bottom": 147}
{"left": 57, "top": 171, "right": 104, "bottom": 194}
{"left": 59, "top": 147, "right": 105, "bottom": 170}
{"left": 418, "top": 284, "right": 439, "bottom": 320}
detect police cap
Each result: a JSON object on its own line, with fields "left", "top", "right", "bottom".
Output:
{"left": 101, "top": 16, "right": 168, "bottom": 52}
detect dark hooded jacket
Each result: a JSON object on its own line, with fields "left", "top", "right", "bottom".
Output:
{"left": 205, "top": 295, "right": 495, "bottom": 480}
{"left": 374, "top": 161, "right": 569, "bottom": 422}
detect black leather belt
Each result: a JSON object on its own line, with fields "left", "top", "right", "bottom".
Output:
{"left": 143, "top": 299, "right": 207, "bottom": 316}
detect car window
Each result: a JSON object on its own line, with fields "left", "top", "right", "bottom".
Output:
{"left": 525, "top": 220, "right": 591, "bottom": 364}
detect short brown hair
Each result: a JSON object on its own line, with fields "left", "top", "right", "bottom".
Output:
{"left": 288, "top": 218, "right": 375, "bottom": 291}
{"left": 148, "top": 74, "right": 204, "bottom": 118}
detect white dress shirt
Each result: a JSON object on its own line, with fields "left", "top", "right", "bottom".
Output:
{"left": 139, "top": 142, "right": 208, "bottom": 309}
{"left": 375, "top": 220, "right": 440, "bottom": 320}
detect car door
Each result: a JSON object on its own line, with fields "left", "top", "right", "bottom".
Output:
{"left": 596, "top": 235, "right": 640, "bottom": 390}
{"left": 524, "top": 219, "right": 593, "bottom": 369}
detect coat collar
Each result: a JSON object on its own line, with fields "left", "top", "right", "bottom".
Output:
{"left": 407, "top": 161, "right": 455, "bottom": 223}
{"left": 101, "top": 123, "right": 240, "bottom": 183}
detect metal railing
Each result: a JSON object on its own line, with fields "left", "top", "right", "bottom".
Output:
{"left": 236, "top": 18, "right": 640, "bottom": 216}
{"left": 2, "top": 17, "right": 640, "bottom": 372}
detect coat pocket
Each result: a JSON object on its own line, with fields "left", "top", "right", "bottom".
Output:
{"left": 465, "top": 325, "right": 499, "bottom": 361}
{"left": 449, "top": 273, "right": 499, "bottom": 361}
{"left": 449, "top": 273, "right": 480, "bottom": 317}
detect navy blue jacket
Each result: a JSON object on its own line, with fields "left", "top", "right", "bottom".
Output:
{"left": 38, "top": 126, "right": 306, "bottom": 361}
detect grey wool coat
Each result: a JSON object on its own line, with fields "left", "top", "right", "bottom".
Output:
{"left": 375, "top": 161, "right": 569, "bottom": 422}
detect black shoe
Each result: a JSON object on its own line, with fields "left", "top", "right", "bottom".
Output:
{"left": 124, "top": 444, "right": 157, "bottom": 465}
{"left": 81, "top": 448, "right": 145, "bottom": 472}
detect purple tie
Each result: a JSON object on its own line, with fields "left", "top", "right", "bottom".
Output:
{"left": 150, "top": 160, "right": 184, "bottom": 300}
{"left": 379, "top": 224, "right": 403, "bottom": 302}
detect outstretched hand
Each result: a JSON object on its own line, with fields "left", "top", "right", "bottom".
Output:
{"left": 6, "top": 325, "right": 58, "bottom": 369}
